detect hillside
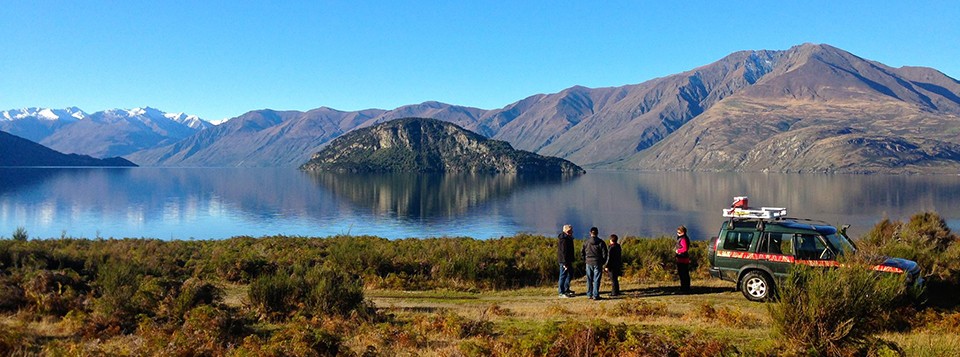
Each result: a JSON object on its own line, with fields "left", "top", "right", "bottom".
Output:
{"left": 0, "top": 130, "right": 137, "bottom": 167}
{"left": 300, "top": 118, "right": 584, "bottom": 174}
{"left": 627, "top": 44, "right": 960, "bottom": 173}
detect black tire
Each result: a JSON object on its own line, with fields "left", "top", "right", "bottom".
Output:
{"left": 740, "top": 271, "right": 774, "bottom": 302}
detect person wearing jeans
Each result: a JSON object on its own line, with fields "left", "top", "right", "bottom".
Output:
{"left": 557, "top": 224, "right": 575, "bottom": 297}
{"left": 581, "top": 227, "right": 608, "bottom": 299}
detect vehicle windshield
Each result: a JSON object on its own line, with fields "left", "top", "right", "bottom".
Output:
{"left": 825, "top": 232, "right": 857, "bottom": 256}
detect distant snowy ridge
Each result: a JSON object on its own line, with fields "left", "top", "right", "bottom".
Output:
{"left": 1, "top": 107, "right": 87, "bottom": 121}
{"left": 1, "top": 106, "right": 211, "bottom": 129}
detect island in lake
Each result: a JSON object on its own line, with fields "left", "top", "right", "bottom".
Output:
{"left": 300, "top": 117, "right": 584, "bottom": 175}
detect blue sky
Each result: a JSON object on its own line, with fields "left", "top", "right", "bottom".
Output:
{"left": 2, "top": 1, "right": 958, "bottom": 121}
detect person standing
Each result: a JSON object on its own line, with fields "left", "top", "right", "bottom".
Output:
{"left": 676, "top": 225, "right": 692, "bottom": 293}
{"left": 604, "top": 234, "right": 623, "bottom": 296}
{"left": 581, "top": 227, "right": 608, "bottom": 300}
{"left": 557, "top": 224, "right": 575, "bottom": 298}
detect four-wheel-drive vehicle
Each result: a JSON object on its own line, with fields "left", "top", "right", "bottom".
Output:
{"left": 707, "top": 199, "right": 924, "bottom": 302}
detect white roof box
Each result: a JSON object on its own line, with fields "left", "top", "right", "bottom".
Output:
{"left": 722, "top": 207, "right": 787, "bottom": 220}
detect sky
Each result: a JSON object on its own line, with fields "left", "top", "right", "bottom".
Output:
{"left": 2, "top": 1, "right": 958, "bottom": 121}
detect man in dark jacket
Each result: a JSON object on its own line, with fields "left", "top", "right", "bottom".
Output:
{"left": 604, "top": 234, "right": 623, "bottom": 296}
{"left": 557, "top": 224, "right": 575, "bottom": 298}
{"left": 581, "top": 227, "right": 608, "bottom": 299}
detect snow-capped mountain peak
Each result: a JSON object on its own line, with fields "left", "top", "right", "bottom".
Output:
{"left": 1, "top": 107, "right": 88, "bottom": 121}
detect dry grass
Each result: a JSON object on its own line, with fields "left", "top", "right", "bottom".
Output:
{"left": 4, "top": 277, "right": 955, "bottom": 356}
{"left": 880, "top": 331, "right": 960, "bottom": 357}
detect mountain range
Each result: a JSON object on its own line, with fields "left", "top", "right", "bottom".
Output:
{"left": 6, "top": 43, "right": 960, "bottom": 173}
{"left": 0, "top": 107, "right": 211, "bottom": 159}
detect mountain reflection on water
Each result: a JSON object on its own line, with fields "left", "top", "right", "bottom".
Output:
{"left": 0, "top": 168, "right": 957, "bottom": 240}
{"left": 304, "top": 172, "right": 571, "bottom": 219}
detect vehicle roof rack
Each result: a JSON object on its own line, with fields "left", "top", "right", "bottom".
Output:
{"left": 722, "top": 207, "right": 787, "bottom": 220}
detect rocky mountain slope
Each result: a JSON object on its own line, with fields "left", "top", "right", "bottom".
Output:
{"left": 627, "top": 44, "right": 960, "bottom": 173}
{"left": 300, "top": 118, "right": 584, "bottom": 174}
{"left": 0, "top": 130, "right": 137, "bottom": 167}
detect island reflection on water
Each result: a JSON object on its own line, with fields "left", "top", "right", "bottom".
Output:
{"left": 0, "top": 167, "right": 958, "bottom": 240}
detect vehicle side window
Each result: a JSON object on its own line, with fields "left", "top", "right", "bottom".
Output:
{"left": 794, "top": 234, "right": 830, "bottom": 260}
{"left": 722, "top": 231, "right": 754, "bottom": 251}
{"left": 761, "top": 232, "right": 791, "bottom": 255}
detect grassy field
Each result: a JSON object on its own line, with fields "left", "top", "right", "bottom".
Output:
{"left": 2, "top": 272, "right": 959, "bottom": 356}
{"left": 1, "top": 211, "right": 958, "bottom": 355}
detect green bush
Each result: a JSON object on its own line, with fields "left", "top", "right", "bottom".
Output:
{"left": 94, "top": 258, "right": 142, "bottom": 319}
{"left": 249, "top": 264, "right": 365, "bottom": 319}
{"left": 12, "top": 227, "right": 28, "bottom": 242}
{"left": 304, "top": 266, "right": 364, "bottom": 317}
{"left": 248, "top": 269, "right": 300, "bottom": 318}
{"left": 860, "top": 211, "right": 960, "bottom": 307}
{"left": 174, "top": 278, "right": 221, "bottom": 315}
{"left": 768, "top": 264, "right": 907, "bottom": 355}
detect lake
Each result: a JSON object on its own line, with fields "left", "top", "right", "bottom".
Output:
{"left": 1, "top": 167, "right": 959, "bottom": 241}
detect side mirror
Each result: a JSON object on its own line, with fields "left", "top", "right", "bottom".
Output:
{"left": 840, "top": 224, "right": 850, "bottom": 235}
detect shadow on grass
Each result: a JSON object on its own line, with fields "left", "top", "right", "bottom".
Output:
{"left": 382, "top": 306, "right": 445, "bottom": 314}
{"left": 616, "top": 285, "right": 735, "bottom": 298}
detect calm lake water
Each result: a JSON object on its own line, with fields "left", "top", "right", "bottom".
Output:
{"left": 1, "top": 168, "right": 959, "bottom": 241}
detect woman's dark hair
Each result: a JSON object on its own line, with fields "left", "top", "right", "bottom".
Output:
{"left": 609, "top": 234, "right": 618, "bottom": 242}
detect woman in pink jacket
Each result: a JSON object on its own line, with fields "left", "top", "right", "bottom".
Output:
{"left": 675, "top": 225, "right": 692, "bottom": 293}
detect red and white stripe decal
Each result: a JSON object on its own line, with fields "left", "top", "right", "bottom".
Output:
{"left": 715, "top": 250, "right": 904, "bottom": 273}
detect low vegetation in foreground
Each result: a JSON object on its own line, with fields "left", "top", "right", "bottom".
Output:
{"left": 0, "top": 212, "right": 958, "bottom": 356}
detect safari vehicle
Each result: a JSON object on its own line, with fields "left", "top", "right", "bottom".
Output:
{"left": 707, "top": 197, "right": 924, "bottom": 302}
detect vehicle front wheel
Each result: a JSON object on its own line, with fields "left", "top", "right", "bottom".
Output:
{"left": 740, "top": 271, "right": 774, "bottom": 302}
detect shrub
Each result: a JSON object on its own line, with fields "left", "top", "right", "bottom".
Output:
{"left": 859, "top": 212, "right": 960, "bottom": 308}
{"left": 21, "top": 269, "right": 86, "bottom": 316}
{"left": 304, "top": 266, "right": 364, "bottom": 317}
{"left": 249, "top": 265, "right": 365, "bottom": 319}
{"left": 768, "top": 264, "right": 907, "bottom": 355}
{"left": 91, "top": 258, "right": 143, "bottom": 334}
{"left": 0, "top": 276, "right": 25, "bottom": 312}
{"left": 235, "top": 317, "right": 343, "bottom": 356}
{"left": 12, "top": 227, "right": 28, "bottom": 242}
{"left": 248, "top": 270, "right": 300, "bottom": 318}
{"left": 170, "top": 278, "right": 223, "bottom": 319}
{"left": 162, "top": 305, "right": 244, "bottom": 356}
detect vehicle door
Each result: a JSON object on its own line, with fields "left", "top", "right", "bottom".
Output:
{"left": 756, "top": 231, "right": 794, "bottom": 278}
{"left": 793, "top": 233, "right": 837, "bottom": 267}
{"left": 713, "top": 228, "right": 758, "bottom": 280}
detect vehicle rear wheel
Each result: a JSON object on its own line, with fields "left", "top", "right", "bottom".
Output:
{"left": 740, "top": 271, "right": 773, "bottom": 302}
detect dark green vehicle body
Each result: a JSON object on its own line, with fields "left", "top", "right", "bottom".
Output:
{"left": 708, "top": 218, "right": 923, "bottom": 301}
